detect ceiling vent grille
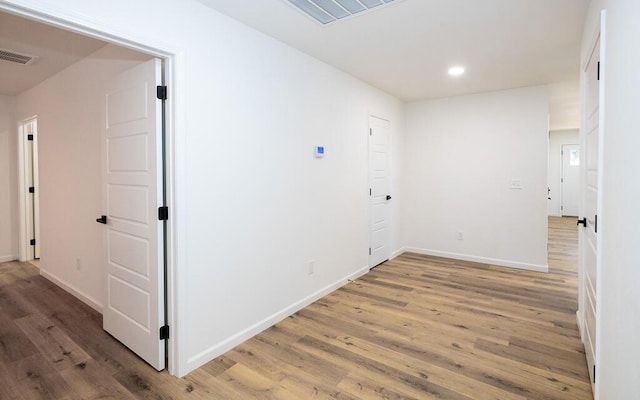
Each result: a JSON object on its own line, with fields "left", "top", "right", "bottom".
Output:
{"left": 288, "top": 0, "right": 397, "bottom": 25}
{"left": 0, "top": 48, "right": 38, "bottom": 65}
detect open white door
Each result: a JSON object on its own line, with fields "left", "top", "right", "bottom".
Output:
{"left": 579, "top": 24, "right": 602, "bottom": 390}
{"left": 21, "top": 118, "right": 40, "bottom": 260}
{"left": 101, "top": 58, "right": 166, "bottom": 370}
{"left": 369, "top": 116, "right": 391, "bottom": 268}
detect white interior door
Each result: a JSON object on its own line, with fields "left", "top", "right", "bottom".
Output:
{"left": 369, "top": 116, "right": 391, "bottom": 268}
{"left": 102, "top": 58, "right": 166, "bottom": 370}
{"left": 561, "top": 144, "right": 580, "bottom": 216}
{"left": 579, "top": 33, "right": 601, "bottom": 388}
{"left": 22, "top": 118, "right": 40, "bottom": 260}
{"left": 32, "top": 120, "right": 40, "bottom": 260}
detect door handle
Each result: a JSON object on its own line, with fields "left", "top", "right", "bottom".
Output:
{"left": 386, "top": 195, "right": 392, "bottom": 200}
{"left": 96, "top": 215, "right": 107, "bottom": 224}
{"left": 577, "top": 218, "right": 587, "bottom": 227}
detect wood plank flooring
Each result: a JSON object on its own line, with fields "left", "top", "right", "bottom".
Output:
{"left": 0, "top": 217, "right": 591, "bottom": 399}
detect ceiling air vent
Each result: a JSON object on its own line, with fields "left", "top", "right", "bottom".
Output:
{"left": 0, "top": 48, "right": 38, "bottom": 65}
{"left": 288, "top": 0, "right": 398, "bottom": 25}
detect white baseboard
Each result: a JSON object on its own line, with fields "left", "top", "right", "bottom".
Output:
{"left": 184, "top": 264, "right": 370, "bottom": 376}
{"left": 576, "top": 310, "right": 584, "bottom": 342}
{"left": 0, "top": 254, "right": 19, "bottom": 263}
{"left": 391, "top": 247, "right": 406, "bottom": 259}
{"left": 40, "top": 270, "right": 103, "bottom": 313}
{"left": 402, "top": 247, "right": 549, "bottom": 273}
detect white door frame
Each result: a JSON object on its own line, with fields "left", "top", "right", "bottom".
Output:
{"left": 17, "top": 116, "right": 39, "bottom": 261}
{"left": 0, "top": 1, "right": 183, "bottom": 376}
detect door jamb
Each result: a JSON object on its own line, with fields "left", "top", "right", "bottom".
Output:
{"left": 0, "top": 2, "right": 184, "bottom": 376}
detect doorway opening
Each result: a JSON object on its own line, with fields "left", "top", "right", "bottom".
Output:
{"left": 546, "top": 130, "right": 580, "bottom": 277}
{"left": 0, "top": 5, "right": 178, "bottom": 375}
{"left": 547, "top": 129, "right": 580, "bottom": 217}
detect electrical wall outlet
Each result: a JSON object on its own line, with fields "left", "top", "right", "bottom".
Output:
{"left": 457, "top": 231, "right": 464, "bottom": 240}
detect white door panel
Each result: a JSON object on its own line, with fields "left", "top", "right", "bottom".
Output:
{"left": 108, "top": 185, "right": 150, "bottom": 224}
{"left": 106, "top": 81, "right": 149, "bottom": 126}
{"left": 108, "top": 231, "right": 150, "bottom": 277}
{"left": 108, "top": 134, "right": 149, "bottom": 172}
{"left": 579, "top": 32, "right": 601, "bottom": 388}
{"left": 108, "top": 276, "right": 151, "bottom": 329}
{"left": 103, "top": 58, "right": 165, "bottom": 371}
{"left": 369, "top": 116, "right": 391, "bottom": 268}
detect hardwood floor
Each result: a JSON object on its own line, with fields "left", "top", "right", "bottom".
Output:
{"left": 0, "top": 217, "right": 591, "bottom": 399}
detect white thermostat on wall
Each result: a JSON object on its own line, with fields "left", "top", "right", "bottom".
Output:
{"left": 314, "top": 146, "right": 325, "bottom": 158}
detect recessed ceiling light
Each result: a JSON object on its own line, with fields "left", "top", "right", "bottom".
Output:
{"left": 448, "top": 66, "right": 465, "bottom": 77}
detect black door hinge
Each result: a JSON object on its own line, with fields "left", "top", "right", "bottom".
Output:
{"left": 157, "top": 85, "right": 167, "bottom": 100}
{"left": 30, "top": 239, "right": 36, "bottom": 246}
{"left": 28, "top": 186, "right": 35, "bottom": 193}
{"left": 369, "top": 128, "right": 372, "bottom": 136}
{"left": 369, "top": 248, "right": 372, "bottom": 255}
{"left": 369, "top": 188, "right": 372, "bottom": 196}
{"left": 595, "top": 214, "right": 598, "bottom": 233}
{"left": 27, "top": 134, "right": 34, "bottom": 141}
{"left": 158, "top": 206, "right": 169, "bottom": 221}
{"left": 593, "top": 365, "right": 596, "bottom": 382}
{"left": 597, "top": 62, "right": 600, "bottom": 81}
{"left": 159, "top": 325, "right": 170, "bottom": 340}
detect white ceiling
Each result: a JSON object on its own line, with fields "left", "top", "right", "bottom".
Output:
{"left": 1, "top": 2, "right": 588, "bottom": 129}
{"left": 198, "top": 0, "right": 589, "bottom": 128}
{"left": 0, "top": 11, "right": 106, "bottom": 96}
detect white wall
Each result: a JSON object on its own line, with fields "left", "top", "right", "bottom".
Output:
{"left": 547, "top": 129, "right": 579, "bottom": 216}
{"left": 548, "top": 80, "right": 581, "bottom": 131}
{"left": 3, "top": 0, "right": 405, "bottom": 376}
{"left": 15, "top": 44, "right": 151, "bottom": 310}
{"left": 0, "top": 94, "right": 18, "bottom": 262}
{"left": 176, "top": 7, "right": 404, "bottom": 373}
{"left": 402, "top": 86, "right": 549, "bottom": 271}
{"left": 581, "top": 1, "right": 640, "bottom": 398}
